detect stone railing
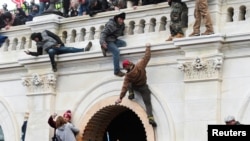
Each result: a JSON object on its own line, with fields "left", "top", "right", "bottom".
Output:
{"left": 0, "top": 0, "right": 250, "bottom": 65}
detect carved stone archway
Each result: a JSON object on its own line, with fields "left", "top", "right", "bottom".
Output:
{"left": 78, "top": 96, "right": 155, "bottom": 141}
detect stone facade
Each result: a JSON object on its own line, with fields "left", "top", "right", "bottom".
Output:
{"left": 0, "top": 0, "right": 250, "bottom": 141}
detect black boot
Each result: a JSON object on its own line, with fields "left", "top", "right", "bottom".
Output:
{"left": 85, "top": 41, "right": 92, "bottom": 51}
{"left": 52, "top": 62, "right": 57, "bottom": 72}
{"left": 101, "top": 46, "right": 107, "bottom": 57}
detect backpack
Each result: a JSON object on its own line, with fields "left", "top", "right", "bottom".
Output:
{"left": 45, "top": 30, "right": 65, "bottom": 46}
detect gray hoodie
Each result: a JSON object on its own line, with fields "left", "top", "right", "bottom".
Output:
{"left": 56, "top": 123, "right": 79, "bottom": 141}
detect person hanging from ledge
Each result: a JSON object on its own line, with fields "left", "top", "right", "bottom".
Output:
{"left": 189, "top": 0, "right": 214, "bottom": 37}
{"left": 115, "top": 43, "right": 157, "bottom": 128}
{"left": 25, "top": 30, "right": 92, "bottom": 72}
{"left": 99, "top": 12, "right": 127, "bottom": 77}
{"left": 166, "top": 0, "right": 188, "bottom": 41}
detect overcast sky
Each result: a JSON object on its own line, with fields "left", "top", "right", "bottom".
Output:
{"left": 0, "top": 0, "right": 39, "bottom": 11}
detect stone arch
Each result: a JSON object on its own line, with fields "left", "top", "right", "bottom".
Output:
{"left": 72, "top": 78, "right": 175, "bottom": 141}
{"left": 79, "top": 96, "right": 154, "bottom": 141}
{"left": 0, "top": 97, "right": 20, "bottom": 141}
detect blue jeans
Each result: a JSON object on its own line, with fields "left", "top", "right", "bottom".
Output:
{"left": 47, "top": 46, "right": 84, "bottom": 66}
{"left": 39, "top": 2, "right": 49, "bottom": 15}
{"left": 107, "top": 39, "right": 126, "bottom": 74}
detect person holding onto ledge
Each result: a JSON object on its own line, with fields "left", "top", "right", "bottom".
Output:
{"left": 189, "top": 0, "right": 214, "bottom": 37}
{"left": 115, "top": 43, "right": 157, "bottom": 127}
{"left": 25, "top": 30, "right": 92, "bottom": 72}
{"left": 224, "top": 115, "right": 242, "bottom": 125}
{"left": 100, "top": 12, "right": 127, "bottom": 77}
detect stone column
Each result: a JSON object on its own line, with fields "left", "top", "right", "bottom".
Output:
{"left": 176, "top": 34, "right": 224, "bottom": 141}
{"left": 21, "top": 72, "right": 57, "bottom": 141}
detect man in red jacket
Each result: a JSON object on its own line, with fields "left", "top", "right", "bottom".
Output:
{"left": 115, "top": 43, "right": 157, "bottom": 127}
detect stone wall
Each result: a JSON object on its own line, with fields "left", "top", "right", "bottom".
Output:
{"left": 0, "top": 0, "right": 250, "bottom": 141}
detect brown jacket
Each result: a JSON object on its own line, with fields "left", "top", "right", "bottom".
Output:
{"left": 119, "top": 47, "right": 151, "bottom": 99}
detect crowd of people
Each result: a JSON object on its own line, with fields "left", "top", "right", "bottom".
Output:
{"left": 0, "top": 0, "right": 166, "bottom": 30}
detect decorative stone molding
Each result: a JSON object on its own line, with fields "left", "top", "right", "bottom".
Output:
{"left": 178, "top": 57, "right": 223, "bottom": 81}
{"left": 21, "top": 73, "right": 57, "bottom": 95}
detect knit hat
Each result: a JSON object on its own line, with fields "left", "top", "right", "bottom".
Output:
{"left": 224, "top": 115, "right": 235, "bottom": 123}
{"left": 63, "top": 110, "right": 72, "bottom": 120}
{"left": 122, "top": 59, "right": 130, "bottom": 68}
{"left": 114, "top": 12, "right": 126, "bottom": 20}
{"left": 30, "top": 32, "right": 42, "bottom": 41}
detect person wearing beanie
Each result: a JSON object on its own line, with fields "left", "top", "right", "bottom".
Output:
{"left": 56, "top": 116, "right": 79, "bottom": 141}
{"left": 115, "top": 43, "right": 157, "bottom": 127}
{"left": 99, "top": 12, "right": 127, "bottom": 77}
{"left": 25, "top": 30, "right": 92, "bottom": 72}
{"left": 48, "top": 110, "right": 78, "bottom": 141}
{"left": 63, "top": 110, "right": 72, "bottom": 122}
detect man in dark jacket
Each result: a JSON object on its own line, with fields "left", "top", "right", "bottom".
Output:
{"left": 100, "top": 12, "right": 127, "bottom": 77}
{"left": 115, "top": 43, "right": 157, "bottom": 127}
{"left": 25, "top": 30, "right": 92, "bottom": 72}
{"left": 166, "top": 0, "right": 188, "bottom": 41}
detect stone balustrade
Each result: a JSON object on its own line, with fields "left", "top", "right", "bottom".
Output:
{"left": 0, "top": 0, "right": 249, "bottom": 56}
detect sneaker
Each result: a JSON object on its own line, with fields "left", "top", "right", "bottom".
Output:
{"left": 52, "top": 63, "right": 57, "bottom": 72}
{"left": 148, "top": 116, "right": 157, "bottom": 127}
{"left": 85, "top": 41, "right": 92, "bottom": 51}
{"left": 101, "top": 46, "right": 107, "bottom": 57}
{"left": 128, "top": 92, "right": 135, "bottom": 100}
{"left": 114, "top": 71, "right": 125, "bottom": 77}
{"left": 189, "top": 32, "right": 200, "bottom": 37}
{"left": 201, "top": 31, "right": 214, "bottom": 36}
